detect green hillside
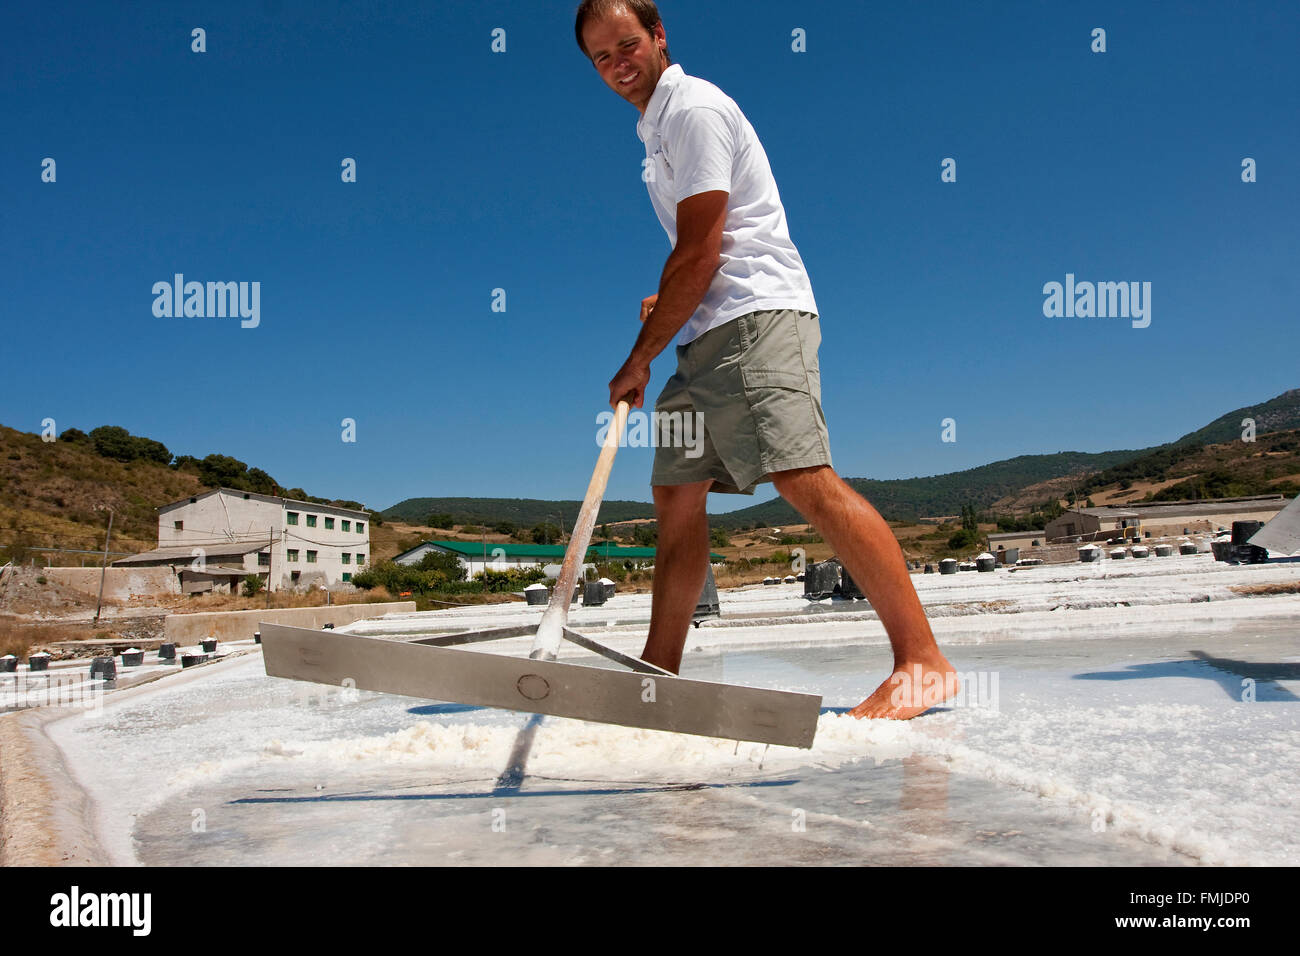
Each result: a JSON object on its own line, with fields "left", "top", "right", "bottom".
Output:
{"left": 708, "top": 449, "right": 1148, "bottom": 528}
{"left": 707, "top": 388, "right": 1300, "bottom": 528}
{"left": 381, "top": 497, "right": 658, "bottom": 527}
{"left": 1168, "top": 388, "right": 1300, "bottom": 446}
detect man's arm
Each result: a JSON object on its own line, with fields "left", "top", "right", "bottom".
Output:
{"left": 608, "top": 189, "right": 728, "bottom": 407}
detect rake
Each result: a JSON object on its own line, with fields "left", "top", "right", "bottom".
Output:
{"left": 260, "top": 399, "right": 822, "bottom": 758}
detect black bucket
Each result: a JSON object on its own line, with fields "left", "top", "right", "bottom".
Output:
{"left": 90, "top": 657, "right": 117, "bottom": 680}
{"left": 1231, "top": 521, "right": 1263, "bottom": 546}
{"left": 803, "top": 560, "right": 841, "bottom": 599}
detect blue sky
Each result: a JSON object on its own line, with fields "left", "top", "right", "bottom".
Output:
{"left": 2, "top": 0, "right": 1297, "bottom": 513}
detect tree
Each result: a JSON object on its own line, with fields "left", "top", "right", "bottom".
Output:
{"left": 710, "top": 527, "right": 730, "bottom": 548}
{"left": 427, "top": 513, "right": 454, "bottom": 529}
{"left": 241, "top": 574, "right": 264, "bottom": 598}
{"left": 132, "top": 437, "right": 172, "bottom": 464}
{"left": 198, "top": 454, "right": 249, "bottom": 488}
{"left": 947, "top": 528, "right": 979, "bottom": 552}
{"left": 89, "top": 426, "right": 136, "bottom": 461}
{"left": 245, "top": 468, "right": 277, "bottom": 494}
{"left": 416, "top": 550, "right": 467, "bottom": 580}
{"left": 532, "top": 522, "right": 562, "bottom": 544}
{"left": 58, "top": 428, "right": 90, "bottom": 444}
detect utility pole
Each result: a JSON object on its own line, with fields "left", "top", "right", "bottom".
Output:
{"left": 266, "top": 527, "right": 273, "bottom": 609}
{"left": 93, "top": 507, "right": 114, "bottom": 624}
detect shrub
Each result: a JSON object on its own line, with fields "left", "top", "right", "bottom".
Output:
{"left": 476, "top": 566, "right": 547, "bottom": 592}
{"left": 241, "top": 574, "right": 264, "bottom": 597}
{"left": 947, "top": 528, "right": 979, "bottom": 551}
{"left": 351, "top": 557, "right": 467, "bottom": 594}
{"left": 531, "top": 522, "right": 561, "bottom": 544}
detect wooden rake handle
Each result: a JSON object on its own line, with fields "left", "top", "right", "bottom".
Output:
{"left": 531, "top": 399, "right": 631, "bottom": 658}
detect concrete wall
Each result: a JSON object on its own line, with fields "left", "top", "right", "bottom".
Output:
{"left": 43, "top": 566, "right": 180, "bottom": 599}
{"left": 164, "top": 600, "right": 417, "bottom": 644}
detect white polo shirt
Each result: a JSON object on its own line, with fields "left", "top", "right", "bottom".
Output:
{"left": 636, "top": 63, "right": 819, "bottom": 346}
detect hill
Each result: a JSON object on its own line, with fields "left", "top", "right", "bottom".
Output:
{"left": 710, "top": 388, "right": 1300, "bottom": 528}
{"left": 381, "top": 497, "right": 658, "bottom": 527}
{"left": 0, "top": 424, "right": 376, "bottom": 566}
{"left": 708, "top": 449, "right": 1146, "bottom": 528}
{"left": 1168, "top": 388, "right": 1300, "bottom": 446}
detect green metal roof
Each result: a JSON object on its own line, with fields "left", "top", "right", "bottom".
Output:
{"left": 422, "top": 540, "right": 723, "bottom": 561}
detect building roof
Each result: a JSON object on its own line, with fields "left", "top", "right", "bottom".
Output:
{"left": 180, "top": 565, "right": 261, "bottom": 578}
{"left": 158, "top": 487, "right": 369, "bottom": 517}
{"left": 113, "top": 542, "right": 265, "bottom": 565}
{"left": 1070, "top": 495, "right": 1286, "bottom": 520}
{"left": 399, "top": 540, "right": 723, "bottom": 562}
{"left": 987, "top": 530, "right": 1046, "bottom": 540}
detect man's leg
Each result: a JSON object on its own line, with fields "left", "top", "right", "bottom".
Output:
{"left": 771, "top": 464, "right": 958, "bottom": 719}
{"left": 639, "top": 478, "right": 714, "bottom": 674}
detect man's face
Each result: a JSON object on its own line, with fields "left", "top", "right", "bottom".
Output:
{"left": 583, "top": 6, "right": 668, "bottom": 113}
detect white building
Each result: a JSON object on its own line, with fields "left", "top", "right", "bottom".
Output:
{"left": 116, "top": 488, "right": 370, "bottom": 592}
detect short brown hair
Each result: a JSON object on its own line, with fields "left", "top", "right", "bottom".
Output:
{"left": 574, "top": 0, "right": 673, "bottom": 64}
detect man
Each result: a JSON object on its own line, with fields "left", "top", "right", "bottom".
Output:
{"left": 577, "top": 0, "right": 957, "bottom": 719}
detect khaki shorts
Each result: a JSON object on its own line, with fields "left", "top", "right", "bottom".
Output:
{"left": 651, "top": 308, "right": 832, "bottom": 495}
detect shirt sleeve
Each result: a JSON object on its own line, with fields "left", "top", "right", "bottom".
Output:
{"left": 664, "top": 106, "right": 734, "bottom": 204}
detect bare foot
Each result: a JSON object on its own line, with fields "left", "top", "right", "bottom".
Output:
{"left": 848, "top": 658, "right": 960, "bottom": 720}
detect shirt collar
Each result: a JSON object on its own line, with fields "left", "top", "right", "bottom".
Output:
{"left": 636, "top": 63, "right": 684, "bottom": 142}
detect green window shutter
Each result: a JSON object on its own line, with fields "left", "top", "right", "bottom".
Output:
{"left": 306, "top": 515, "right": 317, "bottom": 528}
{"left": 287, "top": 512, "right": 299, "bottom": 525}
{"left": 325, "top": 517, "right": 335, "bottom": 529}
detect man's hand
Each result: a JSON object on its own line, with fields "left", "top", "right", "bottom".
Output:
{"left": 639, "top": 294, "right": 658, "bottom": 323}
{"left": 609, "top": 354, "right": 651, "bottom": 409}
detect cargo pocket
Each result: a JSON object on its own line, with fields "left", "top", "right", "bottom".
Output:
{"left": 740, "top": 368, "right": 824, "bottom": 474}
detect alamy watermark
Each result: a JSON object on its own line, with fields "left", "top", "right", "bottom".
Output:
{"left": 1042, "top": 273, "right": 1150, "bottom": 328}
{"left": 596, "top": 409, "right": 705, "bottom": 458}
{"left": 888, "top": 666, "right": 999, "bottom": 712}
{"left": 152, "top": 274, "right": 260, "bottom": 328}
{"left": 49, "top": 886, "right": 150, "bottom": 936}
{"left": 1, "top": 672, "right": 105, "bottom": 716}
